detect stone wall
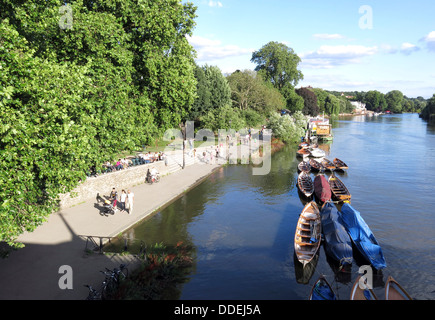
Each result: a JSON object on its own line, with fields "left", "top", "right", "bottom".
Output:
{"left": 58, "top": 160, "right": 171, "bottom": 209}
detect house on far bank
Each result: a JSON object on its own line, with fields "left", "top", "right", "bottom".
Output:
{"left": 350, "top": 101, "right": 367, "bottom": 114}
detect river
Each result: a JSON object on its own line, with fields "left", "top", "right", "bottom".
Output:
{"left": 109, "top": 113, "right": 435, "bottom": 300}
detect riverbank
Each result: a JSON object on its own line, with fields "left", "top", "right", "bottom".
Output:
{"left": 0, "top": 135, "right": 268, "bottom": 299}
{"left": 0, "top": 153, "right": 222, "bottom": 300}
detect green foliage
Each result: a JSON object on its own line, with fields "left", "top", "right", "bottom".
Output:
{"left": 420, "top": 94, "right": 435, "bottom": 123}
{"left": 226, "top": 69, "right": 285, "bottom": 115}
{"left": 385, "top": 90, "right": 404, "bottom": 113}
{"left": 0, "top": 0, "right": 198, "bottom": 247}
{"left": 188, "top": 64, "right": 231, "bottom": 121}
{"left": 267, "top": 112, "right": 306, "bottom": 143}
{"left": 200, "top": 104, "right": 246, "bottom": 132}
{"left": 251, "top": 41, "right": 303, "bottom": 90}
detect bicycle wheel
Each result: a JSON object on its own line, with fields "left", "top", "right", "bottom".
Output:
{"left": 101, "top": 279, "right": 116, "bottom": 300}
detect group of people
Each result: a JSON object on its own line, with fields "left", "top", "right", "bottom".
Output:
{"left": 101, "top": 152, "right": 167, "bottom": 174}
{"left": 109, "top": 187, "right": 135, "bottom": 215}
{"left": 104, "top": 158, "right": 132, "bottom": 172}
{"left": 138, "top": 151, "right": 166, "bottom": 164}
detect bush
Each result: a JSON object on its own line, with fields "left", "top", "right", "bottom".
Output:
{"left": 268, "top": 112, "right": 306, "bottom": 143}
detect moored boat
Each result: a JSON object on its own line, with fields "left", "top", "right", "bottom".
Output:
{"left": 298, "top": 161, "right": 311, "bottom": 173}
{"left": 333, "top": 158, "right": 348, "bottom": 171}
{"left": 309, "top": 275, "right": 337, "bottom": 300}
{"left": 297, "top": 148, "right": 311, "bottom": 157}
{"left": 309, "top": 148, "right": 325, "bottom": 158}
{"left": 350, "top": 275, "right": 378, "bottom": 300}
{"left": 294, "top": 201, "right": 322, "bottom": 267}
{"left": 320, "top": 202, "right": 353, "bottom": 267}
{"left": 328, "top": 174, "right": 351, "bottom": 203}
{"left": 339, "top": 203, "right": 387, "bottom": 270}
{"left": 309, "top": 158, "right": 325, "bottom": 172}
{"left": 321, "top": 158, "right": 336, "bottom": 171}
{"left": 297, "top": 172, "right": 314, "bottom": 198}
{"left": 385, "top": 276, "right": 413, "bottom": 300}
{"left": 313, "top": 174, "right": 331, "bottom": 204}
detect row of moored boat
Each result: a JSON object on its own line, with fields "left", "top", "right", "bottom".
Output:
{"left": 294, "top": 143, "right": 412, "bottom": 300}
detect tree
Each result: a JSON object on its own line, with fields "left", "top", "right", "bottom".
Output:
{"left": 203, "top": 64, "right": 232, "bottom": 111}
{"left": 281, "top": 85, "right": 304, "bottom": 113}
{"left": 226, "top": 70, "right": 285, "bottom": 115}
{"left": 295, "top": 87, "right": 319, "bottom": 116}
{"left": 420, "top": 94, "right": 435, "bottom": 123}
{"left": 364, "top": 90, "right": 387, "bottom": 111}
{"left": 251, "top": 41, "right": 303, "bottom": 90}
{"left": 385, "top": 90, "right": 404, "bottom": 113}
{"left": 189, "top": 64, "right": 211, "bottom": 121}
{"left": 0, "top": 0, "right": 198, "bottom": 247}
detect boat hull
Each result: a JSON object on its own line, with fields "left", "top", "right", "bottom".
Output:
{"left": 294, "top": 202, "right": 322, "bottom": 266}
{"left": 314, "top": 174, "right": 331, "bottom": 204}
{"left": 320, "top": 202, "right": 353, "bottom": 266}
{"left": 339, "top": 203, "right": 387, "bottom": 270}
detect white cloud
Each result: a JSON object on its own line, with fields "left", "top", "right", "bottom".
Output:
{"left": 422, "top": 31, "right": 435, "bottom": 52}
{"left": 400, "top": 42, "right": 420, "bottom": 55}
{"left": 313, "top": 33, "right": 345, "bottom": 40}
{"left": 300, "top": 45, "right": 378, "bottom": 69}
{"left": 187, "top": 35, "right": 253, "bottom": 61}
{"left": 208, "top": 1, "right": 223, "bottom": 7}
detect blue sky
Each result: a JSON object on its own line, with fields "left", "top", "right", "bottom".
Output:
{"left": 185, "top": 0, "right": 435, "bottom": 98}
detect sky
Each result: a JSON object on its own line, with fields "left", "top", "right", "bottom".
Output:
{"left": 184, "top": 0, "right": 435, "bottom": 98}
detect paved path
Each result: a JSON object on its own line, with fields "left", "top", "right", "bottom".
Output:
{"left": 0, "top": 159, "right": 221, "bottom": 300}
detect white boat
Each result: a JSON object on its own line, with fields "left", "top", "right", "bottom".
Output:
{"left": 309, "top": 148, "right": 325, "bottom": 158}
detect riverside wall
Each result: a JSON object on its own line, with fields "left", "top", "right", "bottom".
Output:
{"left": 58, "top": 160, "right": 169, "bottom": 209}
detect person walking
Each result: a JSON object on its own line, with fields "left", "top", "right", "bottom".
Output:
{"left": 120, "top": 189, "right": 127, "bottom": 212}
{"left": 127, "top": 189, "right": 134, "bottom": 215}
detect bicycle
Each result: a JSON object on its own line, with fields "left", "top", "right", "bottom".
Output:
{"left": 145, "top": 174, "right": 160, "bottom": 184}
{"left": 85, "top": 264, "right": 128, "bottom": 300}
{"left": 84, "top": 281, "right": 108, "bottom": 300}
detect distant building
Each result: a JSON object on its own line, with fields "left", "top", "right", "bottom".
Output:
{"left": 350, "top": 101, "right": 366, "bottom": 114}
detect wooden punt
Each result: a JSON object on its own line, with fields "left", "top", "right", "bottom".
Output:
{"left": 333, "top": 158, "right": 348, "bottom": 171}
{"left": 321, "top": 158, "right": 336, "bottom": 171}
{"left": 328, "top": 174, "right": 351, "bottom": 203}
{"left": 309, "top": 275, "right": 337, "bottom": 300}
{"left": 298, "top": 161, "right": 311, "bottom": 173}
{"left": 309, "top": 158, "right": 325, "bottom": 172}
{"left": 350, "top": 275, "right": 378, "bottom": 300}
{"left": 385, "top": 276, "right": 412, "bottom": 300}
{"left": 294, "top": 201, "right": 322, "bottom": 267}
{"left": 297, "top": 172, "right": 314, "bottom": 198}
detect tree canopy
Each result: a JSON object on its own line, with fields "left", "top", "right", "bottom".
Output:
{"left": 0, "top": 0, "right": 198, "bottom": 247}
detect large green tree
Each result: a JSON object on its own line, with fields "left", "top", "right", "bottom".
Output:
{"left": 251, "top": 41, "right": 303, "bottom": 90}
{"left": 0, "top": 0, "right": 198, "bottom": 247}
{"left": 226, "top": 69, "right": 285, "bottom": 114}
{"left": 364, "top": 90, "right": 387, "bottom": 111}
{"left": 385, "top": 90, "right": 404, "bottom": 113}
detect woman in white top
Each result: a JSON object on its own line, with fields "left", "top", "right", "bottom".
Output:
{"left": 127, "top": 190, "right": 134, "bottom": 214}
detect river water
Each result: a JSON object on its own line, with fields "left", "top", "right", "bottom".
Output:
{"left": 111, "top": 113, "right": 435, "bottom": 300}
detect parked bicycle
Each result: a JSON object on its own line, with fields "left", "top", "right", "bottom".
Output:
{"left": 84, "top": 264, "right": 128, "bottom": 300}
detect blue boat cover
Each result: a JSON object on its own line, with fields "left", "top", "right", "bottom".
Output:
{"left": 339, "top": 203, "right": 387, "bottom": 270}
{"left": 320, "top": 202, "right": 353, "bottom": 266}
{"left": 311, "top": 277, "right": 337, "bottom": 300}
